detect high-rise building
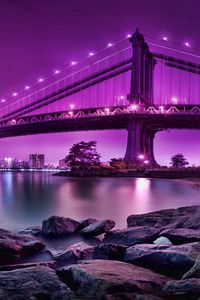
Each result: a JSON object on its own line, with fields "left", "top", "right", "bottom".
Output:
{"left": 29, "top": 154, "right": 45, "bottom": 169}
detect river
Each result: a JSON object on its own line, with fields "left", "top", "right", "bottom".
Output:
{"left": 0, "top": 172, "right": 199, "bottom": 232}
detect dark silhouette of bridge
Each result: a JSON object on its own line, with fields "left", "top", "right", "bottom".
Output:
{"left": 1, "top": 28, "right": 200, "bottom": 165}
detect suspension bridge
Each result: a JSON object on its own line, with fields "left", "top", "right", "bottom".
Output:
{"left": 1, "top": 28, "right": 200, "bottom": 165}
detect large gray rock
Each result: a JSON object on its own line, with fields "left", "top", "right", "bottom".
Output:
{"left": 52, "top": 242, "right": 94, "bottom": 264}
{"left": 163, "top": 278, "right": 200, "bottom": 298}
{"left": 103, "top": 226, "right": 159, "bottom": 246}
{"left": 80, "top": 218, "right": 98, "bottom": 229}
{"left": 57, "top": 260, "right": 169, "bottom": 299}
{"left": 42, "top": 216, "right": 81, "bottom": 236}
{"left": 0, "top": 228, "right": 45, "bottom": 264}
{"left": 0, "top": 261, "right": 56, "bottom": 271}
{"left": 81, "top": 219, "right": 115, "bottom": 236}
{"left": 0, "top": 266, "right": 72, "bottom": 299}
{"left": 160, "top": 228, "right": 200, "bottom": 244}
{"left": 182, "top": 253, "right": 200, "bottom": 279}
{"left": 182, "top": 207, "right": 200, "bottom": 230}
{"left": 127, "top": 206, "right": 199, "bottom": 228}
{"left": 93, "top": 243, "right": 126, "bottom": 260}
{"left": 168, "top": 242, "right": 200, "bottom": 260}
{"left": 124, "top": 244, "right": 194, "bottom": 276}
{"left": 18, "top": 226, "right": 42, "bottom": 236}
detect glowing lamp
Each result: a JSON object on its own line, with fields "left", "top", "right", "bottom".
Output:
{"left": 38, "top": 78, "right": 44, "bottom": 83}
{"left": 159, "top": 106, "right": 164, "bottom": 112}
{"left": 54, "top": 70, "right": 60, "bottom": 74}
{"left": 162, "top": 36, "right": 168, "bottom": 41}
{"left": 1, "top": 99, "right": 6, "bottom": 103}
{"left": 138, "top": 154, "right": 145, "bottom": 160}
{"left": 184, "top": 42, "right": 190, "bottom": 47}
{"left": 25, "top": 85, "right": 30, "bottom": 90}
{"left": 70, "top": 104, "right": 74, "bottom": 109}
{"left": 69, "top": 111, "right": 73, "bottom": 116}
{"left": 171, "top": 96, "right": 178, "bottom": 104}
{"left": 144, "top": 160, "right": 149, "bottom": 164}
{"left": 130, "top": 104, "right": 138, "bottom": 111}
{"left": 105, "top": 108, "right": 110, "bottom": 113}
{"left": 119, "top": 95, "right": 125, "bottom": 100}
{"left": 12, "top": 92, "right": 18, "bottom": 97}
{"left": 89, "top": 52, "right": 94, "bottom": 56}
{"left": 127, "top": 34, "right": 131, "bottom": 38}
{"left": 107, "top": 43, "right": 113, "bottom": 47}
{"left": 71, "top": 61, "right": 77, "bottom": 66}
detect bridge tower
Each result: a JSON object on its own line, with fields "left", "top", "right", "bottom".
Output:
{"left": 124, "top": 29, "right": 157, "bottom": 165}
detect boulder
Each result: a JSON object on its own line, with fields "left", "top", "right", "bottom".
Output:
{"left": 160, "top": 228, "right": 200, "bottom": 244}
{"left": 0, "top": 261, "right": 56, "bottom": 271}
{"left": 163, "top": 278, "right": 200, "bottom": 298}
{"left": 93, "top": 243, "right": 126, "bottom": 260}
{"left": 52, "top": 242, "right": 94, "bottom": 264}
{"left": 18, "top": 226, "right": 42, "bottom": 236}
{"left": 103, "top": 226, "right": 159, "bottom": 246}
{"left": 124, "top": 245, "right": 194, "bottom": 276}
{"left": 182, "top": 253, "right": 200, "bottom": 279}
{"left": 80, "top": 218, "right": 98, "bottom": 229}
{"left": 104, "top": 294, "right": 164, "bottom": 300}
{"left": 168, "top": 242, "right": 200, "bottom": 260}
{"left": 127, "top": 206, "right": 199, "bottom": 228}
{"left": 0, "top": 266, "right": 72, "bottom": 299}
{"left": 0, "top": 228, "right": 45, "bottom": 264}
{"left": 57, "top": 260, "right": 169, "bottom": 299}
{"left": 81, "top": 219, "right": 115, "bottom": 236}
{"left": 42, "top": 216, "right": 81, "bottom": 236}
{"left": 153, "top": 236, "right": 172, "bottom": 245}
{"left": 182, "top": 207, "right": 200, "bottom": 230}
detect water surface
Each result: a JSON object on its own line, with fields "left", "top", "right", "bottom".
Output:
{"left": 0, "top": 172, "right": 199, "bottom": 231}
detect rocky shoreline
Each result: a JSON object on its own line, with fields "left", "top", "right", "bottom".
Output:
{"left": 1, "top": 206, "right": 200, "bottom": 299}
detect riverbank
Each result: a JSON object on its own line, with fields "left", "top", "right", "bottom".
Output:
{"left": 55, "top": 168, "right": 200, "bottom": 179}
{"left": 1, "top": 205, "right": 200, "bottom": 299}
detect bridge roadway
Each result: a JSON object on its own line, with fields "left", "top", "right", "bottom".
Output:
{"left": 1, "top": 105, "right": 200, "bottom": 138}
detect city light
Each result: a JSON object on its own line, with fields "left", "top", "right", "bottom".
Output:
{"left": 89, "top": 52, "right": 94, "bottom": 56}
{"left": 38, "top": 78, "right": 44, "bottom": 83}
{"left": 119, "top": 95, "right": 125, "bottom": 100}
{"left": 70, "top": 104, "right": 74, "bottom": 109}
{"left": 171, "top": 96, "right": 178, "bottom": 104}
{"left": 24, "top": 85, "right": 30, "bottom": 90}
{"left": 184, "top": 42, "right": 190, "bottom": 47}
{"left": 159, "top": 106, "right": 164, "bottom": 112}
{"left": 54, "top": 70, "right": 60, "bottom": 74}
{"left": 107, "top": 43, "right": 113, "bottom": 47}
{"left": 12, "top": 92, "right": 18, "bottom": 97}
{"left": 1, "top": 99, "right": 6, "bottom": 103}
{"left": 68, "top": 111, "right": 73, "bottom": 116}
{"left": 127, "top": 34, "right": 131, "bottom": 38}
{"left": 130, "top": 104, "right": 138, "bottom": 111}
{"left": 138, "top": 154, "right": 145, "bottom": 160}
{"left": 144, "top": 160, "right": 149, "bottom": 164}
{"left": 71, "top": 61, "right": 77, "bottom": 66}
{"left": 162, "top": 36, "right": 168, "bottom": 41}
{"left": 105, "top": 108, "right": 110, "bottom": 113}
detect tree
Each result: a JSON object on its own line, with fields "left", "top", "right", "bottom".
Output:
{"left": 170, "top": 153, "right": 189, "bottom": 168}
{"left": 109, "top": 158, "right": 137, "bottom": 169}
{"left": 65, "top": 141, "right": 101, "bottom": 169}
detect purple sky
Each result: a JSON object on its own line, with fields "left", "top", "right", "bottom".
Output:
{"left": 0, "top": 0, "right": 200, "bottom": 166}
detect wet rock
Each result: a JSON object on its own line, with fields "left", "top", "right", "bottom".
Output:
{"left": 57, "top": 260, "right": 169, "bottom": 299}
{"left": 168, "top": 242, "right": 200, "bottom": 260}
{"left": 0, "top": 266, "right": 71, "bottom": 299}
{"left": 18, "top": 226, "right": 42, "bottom": 236}
{"left": 93, "top": 243, "right": 126, "bottom": 260}
{"left": 52, "top": 242, "right": 94, "bottom": 264}
{"left": 163, "top": 278, "right": 200, "bottom": 298}
{"left": 104, "top": 294, "right": 164, "bottom": 300}
{"left": 0, "top": 261, "right": 56, "bottom": 271}
{"left": 124, "top": 245, "right": 194, "bottom": 276}
{"left": 80, "top": 218, "right": 98, "bottom": 229}
{"left": 81, "top": 219, "right": 115, "bottom": 236}
{"left": 42, "top": 216, "right": 81, "bottom": 236}
{"left": 0, "top": 228, "right": 45, "bottom": 264}
{"left": 160, "top": 228, "right": 200, "bottom": 244}
{"left": 103, "top": 226, "right": 159, "bottom": 246}
{"left": 153, "top": 236, "right": 173, "bottom": 245}
{"left": 182, "top": 207, "right": 200, "bottom": 230}
{"left": 127, "top": 206, "right": 198, "bottom": 228}
{"left": 182, "top": 253, "right": 200, "bottom": 279}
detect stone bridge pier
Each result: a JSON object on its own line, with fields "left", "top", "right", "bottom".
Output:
{"left": 124, "top": 119, "right": 157, "bottom": 166}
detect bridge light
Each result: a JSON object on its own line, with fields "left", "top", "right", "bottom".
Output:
{"left": 171, "top": 96, "right": 178, "bottom": 104}
{"left": 70, "top": 104, "right": 74, "bottom": 109}
{"left": 54, "top": 70, "right": 60, "bottom": 74}
{"left": 130, "top": 104, "right": 138, "bottom": 111}
{"left": 68, "top": 111, "right": 73, "bottom": 116}
{"left": 144, "top": 160, "right": 149, "bottom": 164}
{"left": 107, "top": 43, "right": 113, "bottom": 47}
{"left": 162, "top": 36, "right": 168, "bottom": 41}
{"left": 71, "top": 61, "right": 77, "bottom": 66}
{"left": 105, "top": 108, "right": 110, "bottom": 113}
{"left": 12, "top": 92, "right": 18, "bottom": 97}
{"left": 159, "top": 106, "right": 164, "bottom": 112}
{"left": 11, "top": 119, "right": 16, "bottom": 124}
{"left": 25, "top": 85, "right": 30, "bottom": 90}
{"left": 38, "top": 78, "right": 44, "bottom": 83}
{"left": 89, "top": 52, "right": 94, "bottom": 56}
{"left": 119, "top": 95, "right": 125, "bottom": 100}
{"left": 184, "top": 42, "right": 190, "bottom": 47}
{"left": 138, "top": 154, "right": 145, "bottom": 160}
{"left": 1, "top": 99, "right": 6, "bottom": 103}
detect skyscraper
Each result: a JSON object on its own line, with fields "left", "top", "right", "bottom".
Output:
{"left": 29, "top": 154, "right": 45, "bottom": 169}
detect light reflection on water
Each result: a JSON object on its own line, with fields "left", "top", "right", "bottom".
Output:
{"left": 0, "top": 172, "right": 199, "bottom": 231}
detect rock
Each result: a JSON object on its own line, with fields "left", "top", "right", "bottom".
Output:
{"left": 168, "top": 242, "right": 200, "bottom": 260}
{"left": 18, "top": 226, "right": 42, "bottom": 236}
{"left": 182, "top": 253, "right": 200, "bottom": 279}
{"left": 0, "top": 261, "right": 56, "bottom": 271}
{"left": 182, "top": 207, "right": 200, "bottom": 230}
{"left": 127, "top": 206, "right": 199, "bottom": 228}
{"left": 103, "top": 226, "right": 159, "bottom": 246}
{"left": 0, "top": 266, "right": 71, "bottom": 299}
{"left": 163, "top": 278, "right": 200, "bottom": 298}
{"left": 124, "top": 245, "right": 194, "bottom": 276}
{"left": 57, "top": 260, "right": 169, "bottom": 299}
{"left": 0, "top": 228, "right": 45, "bottom": 264}
{"left": 81, "top": 219, "right": 115, "bottom": 236}
{"left": 42, "top": 215, "right": 81, "bottom": 236}
{"left": 52, "top": 242, "right": 94, "bottom": 264}
{"left": 80, "top": 218, "right": 98, "bottom": 229}
{"left": 153, "top": 236, "right": 173, "bottom": 245}
{"left": 160, "top": 228, "right": 200, "bottom": 244}
{"left": 104, "top": 294, "right": 164, "bottom": 300}
{"left": 93, "top": 243, "right": 126, "bottom": 260}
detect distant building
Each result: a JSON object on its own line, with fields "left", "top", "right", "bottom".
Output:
{"left": 59, "top": 158, "right": 68, "bottom": 169}
{"left": 29, "top": 154, "right": 45, "bottom": 169}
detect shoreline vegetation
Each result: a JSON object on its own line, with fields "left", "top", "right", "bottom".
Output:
{"left": 1, "top": 206, "right": 200, "bottom": 299}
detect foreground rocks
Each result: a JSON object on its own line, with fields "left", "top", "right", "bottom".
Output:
{"left": 42, "top": 216, "right": 82, "bottom": 236}
{"left": 81, "top": 219, "right": 115, "bottom": 236}
{"left": 57, "top": 260, "right": 169, "bottom": 299}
